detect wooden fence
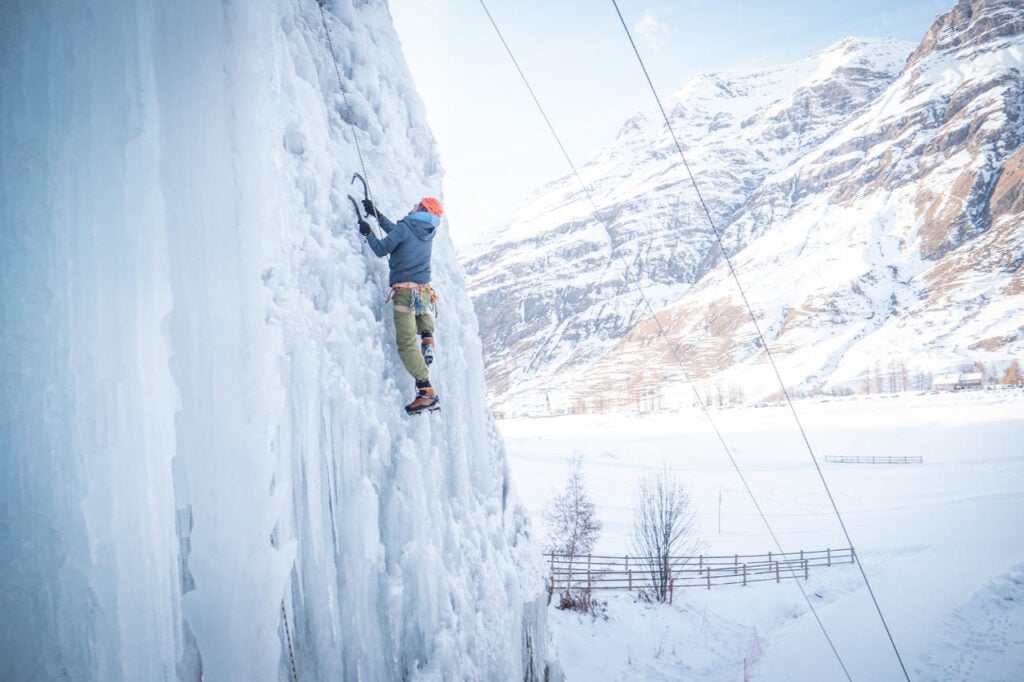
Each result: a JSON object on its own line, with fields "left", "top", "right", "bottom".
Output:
{"left": 825, "top": 455, "right": 923, "bottom": 464}
{"left": 549, "top": 547, "right": 855, "bottom": 593}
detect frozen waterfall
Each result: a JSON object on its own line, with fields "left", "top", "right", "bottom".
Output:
{"left": 0, "top": 1, "right": 554, "bottom": 679}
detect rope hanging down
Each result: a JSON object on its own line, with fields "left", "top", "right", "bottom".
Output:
{"left": 281, "top": 599, "right": 299, "bottom": 682}
{"left": 316, "top": 0, "right": 381, "bottom": 237}
{"left": 609, "top": 1, "right": 910, "bottom": 679}
{"left": 476, "top": 2, "right": 851, "bottom": 679}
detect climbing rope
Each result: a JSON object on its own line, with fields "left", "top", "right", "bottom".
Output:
{"left": 609, "top": 2, "right": 909, "bottom": 679}
{"left": 315, "top": 0, "right": 381, "bottom": 238}
{"left": 281, "top": 599, "right": 300, "bottom": 682}
{"left": 476, "top": 2, "right": 852, "bottom": 679}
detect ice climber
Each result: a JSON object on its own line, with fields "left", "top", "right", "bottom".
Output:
{"left": 358, "top": 196, "right": 442, "bottom": 415}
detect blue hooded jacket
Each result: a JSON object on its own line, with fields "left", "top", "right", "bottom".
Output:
{"left": 365, "top": 211, "right": 438, "bottom": 285}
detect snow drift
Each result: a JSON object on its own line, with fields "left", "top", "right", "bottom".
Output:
{"left": 0, "top": 1, "right": 552, "bottom": 680}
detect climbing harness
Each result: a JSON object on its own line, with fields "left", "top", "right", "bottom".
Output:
{"left": 386, "top": 282, "right": 439, "bottom": 316}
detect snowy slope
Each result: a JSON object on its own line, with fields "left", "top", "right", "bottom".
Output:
{"left": 501, "top": 391, "right": 1024, "bottom": 680}
{"left": 467, "top": 0, "right": 1024, "bottom": 416}
{"left": 465, "top": 34, "right": 916, "bottom": 410}
{"left": 615, "top": 0, "right": 1024, "bottom": 407}
{"left": 0, "top": 1, "right": 554, "bottom": 680}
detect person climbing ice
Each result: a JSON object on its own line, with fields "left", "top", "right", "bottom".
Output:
{"left": 358, "top": 195, "right": 442, "bottom": 415}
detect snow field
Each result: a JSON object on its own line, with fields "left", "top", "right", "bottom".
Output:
{"left": 501, "top": 391, "right": 1024, "bottom": 680}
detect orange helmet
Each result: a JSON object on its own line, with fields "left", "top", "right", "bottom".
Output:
{"left": 419, "top": 197, "right": 443, "bottom": 218}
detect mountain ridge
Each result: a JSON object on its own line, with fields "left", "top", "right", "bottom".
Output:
{"left": 467, "top": 0, "right": 1024, "bottom": 415}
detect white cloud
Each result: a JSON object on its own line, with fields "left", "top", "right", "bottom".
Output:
{"left": 634, "top": 12, "right": 670, "bottom": 51}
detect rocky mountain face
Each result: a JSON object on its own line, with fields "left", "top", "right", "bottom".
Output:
{"left": 466, "top": 0, "right": 1024, "bottom": 415}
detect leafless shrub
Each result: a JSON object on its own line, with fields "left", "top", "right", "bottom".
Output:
{"left": 631, "top": 465, "right": 702, "bottom": 602}
{"left": 556, "top": 588, "right": 608, "bottom": 620}
{"left": 545, "top": 455, "right": 602, "bottom": 598}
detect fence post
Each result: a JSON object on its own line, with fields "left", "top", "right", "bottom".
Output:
{"left": 706, "top": 568, "right": 711, "bottom": 590}
{"left": 664, "top": 555, "right": 669, "bottom": 602}
{"left": 850, "top": 547, "right": 855, "bottom": 564}
{"left": 827, "top": 548, "right": 831, "bottom": 567}
{"left": 628, "top": 569, "right": 633, "bottom": 591}
{"left": 587, "top": 554, "right": 592, "bottom": 591}
{"left": 768, "top": 551, "right": 772, "bottom": 566}
{"left": 743, "top": 563, "right": 747, "bottom": 586}
{"left": 734, "top": 553, "right": 738, "bottom": 575}
{"left": 670, "top": 578, "right": 674, "bottom": 605}
{"left": 699, "top": 554, "right": 703, "bottom": 570}
{"left": 803, "top": 558, "right": 808, "bottom": 580}
{"left": 775, "top": 561, "right": 780, "bottom": 583}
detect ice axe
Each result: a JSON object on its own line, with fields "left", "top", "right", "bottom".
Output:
{"left": 347, "top": 194, "right": 363, "bottom": 220}
{"left": 348, "top": 192, "right": 383, "bottom": 241}
{"left": 351, "top": 172, "right": 369, "bottom": 201}
{"left": 351, "top": 172, "right": 376, "bottom": 218}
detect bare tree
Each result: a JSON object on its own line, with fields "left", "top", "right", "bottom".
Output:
{"left": 1002, "top": 360, "right": 1021, "bottom": 385}
{"left": 874, "top": 361, "right": 886, "bottom": 394}
{"left": 545, "top": 455, "right": 601, "bottom": 595}
{"left": 630, "top": 465, "right": 702, "bottom": 602}
{"left": 860, "top": 366, "right": 873, "bottom": 395}
{"left": 897, "top": 359, "right": 910, "bottom": 392}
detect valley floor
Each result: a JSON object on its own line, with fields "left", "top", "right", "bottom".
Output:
{"left": 500, "top": 390, "right": 1024, "bottom": 680}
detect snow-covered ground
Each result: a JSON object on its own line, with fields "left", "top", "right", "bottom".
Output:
{"left": 501, "top": 390, "right": 1024, "bottom": 680}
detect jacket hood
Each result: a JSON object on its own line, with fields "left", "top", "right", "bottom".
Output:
{"left": 405, "top": 212, "right": 438, "bottom": 241}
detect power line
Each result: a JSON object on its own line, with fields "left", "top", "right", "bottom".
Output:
{"left": 609, "top": 1, "right": 910, "bottom": 679}
{"left": 476, "top": 2, "right": 851, "bottom": 678}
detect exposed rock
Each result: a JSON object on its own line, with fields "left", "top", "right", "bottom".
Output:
{"left": 468, "top": 0, "right": 1024, "bottom": 414}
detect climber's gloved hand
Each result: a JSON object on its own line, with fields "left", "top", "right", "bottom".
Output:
{"left": 358, "top": 219, "right": 371, "bottom": 236}
{"left": 362, "top": 199, "right": 378, "bottom": 218}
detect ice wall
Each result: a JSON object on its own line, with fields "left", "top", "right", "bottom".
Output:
{"left": 0, "top": 1, "right": 553, "bottom": 680}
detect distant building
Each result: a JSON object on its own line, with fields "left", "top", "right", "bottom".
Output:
{"left": 934, "top": 372, "right": 984, "bottom": 391}
{"left": 959, "top": 372, "right": 984, "bottom": 389}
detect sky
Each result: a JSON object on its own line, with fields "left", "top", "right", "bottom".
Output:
{"left": 389, "top": 0, "right": 954, "bottom": 245}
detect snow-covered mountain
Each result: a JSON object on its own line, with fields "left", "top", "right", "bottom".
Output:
{"left": 0, "top": 1, "right": 555, "bottom": 680}
{"left": 466, "top": 0, "right": 1024, "bottom": 415}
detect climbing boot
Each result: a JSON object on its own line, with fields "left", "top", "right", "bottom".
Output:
{"left": 406, "top": 379, "right": 440, "bottom": 415}
{"left": 421, "top": 332, "right": 435, "bottom": 366}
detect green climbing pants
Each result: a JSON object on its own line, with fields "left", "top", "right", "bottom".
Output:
{"left": 392, "top": 289, "right": 434, "bottom": 381}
